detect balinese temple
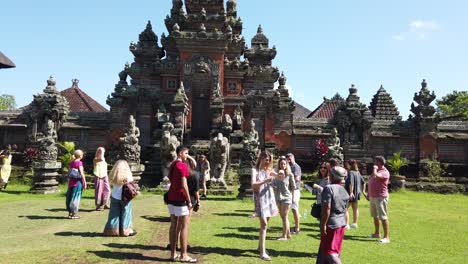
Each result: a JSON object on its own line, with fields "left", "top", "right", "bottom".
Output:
{"left": 0, "top": 0, "right": 467, "bottom": 180}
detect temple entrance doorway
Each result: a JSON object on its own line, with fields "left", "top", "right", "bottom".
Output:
{"left": 191, "top": 97, "right": 210, "bottom": 138}
{"left": 190, "top": 74, "right": 212, "bottom": 139}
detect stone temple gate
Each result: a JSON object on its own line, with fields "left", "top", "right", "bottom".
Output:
{"left": 0, "top": 1, "right": 467, "bottom": 189}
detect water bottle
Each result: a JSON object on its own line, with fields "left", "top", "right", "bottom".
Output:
{"left": 303, "top": 209, "right": 307, "bottom": 219}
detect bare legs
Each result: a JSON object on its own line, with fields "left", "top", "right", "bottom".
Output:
{"left": 291, "top": 208, "right": 300, "bottom": 233}
{"left": 351, "top": 202, "right": 359, "bottom": 225}
{"left": 202, "top": 178, "right": 207, "bottom": 197}
{"left": 278, "top": 204, "right": 291, "bottom": 239}
{"left": 372, "top": 217, "right": 390, "bottom": 240}
{"left": 258, "top": 217, "right": 270, "bottom": 259}
{"left": 169, "top": 214, "right": 194, "bottom": 260}
{"left": 346, "top": 202, "right": 359, "bottom": 226}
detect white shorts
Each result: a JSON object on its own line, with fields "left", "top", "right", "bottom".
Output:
{"left": 291, "top": 189, "right": 301, "bottom": 210}
{"left": 168, "top": 204, "right": 190, "bottom": 216}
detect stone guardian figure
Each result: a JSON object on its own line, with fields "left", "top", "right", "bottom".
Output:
{"left": 209, "top": 133, "right": 230, "bottom": 189}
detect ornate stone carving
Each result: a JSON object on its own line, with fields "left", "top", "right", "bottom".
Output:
{"left": 221, "top": 113, "right": 233, "bottom": 136}
{"left": 237, "top": 119, "right": 260, "bottom": 198}
{"left": 370, "top": 85, "right": 401, "bottom": 121}
{"left": 209, "top": 133, "right": 229, "bottom": 188}
{"left": 233, "top": 105, "right": 244, "bottom": 131}
{"left": 411, "top": 79, "right": 436, "bottom": 120}
{"left": 117, "top": 115, "right": 142, "bottom": 164}
{"left": 160, "top": 122, "right": 180, "bottom": 180}
{"left": 327, "top": 128, "right": 343, "bottom": 162}
{"left": 28, "top": 76, "right": 69, "bottom": 194}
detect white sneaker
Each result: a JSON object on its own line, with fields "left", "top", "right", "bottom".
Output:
{"left": 345, "top": 225, "right": 350, "bottom": 230}
{"left": 378, "top": 238, "right": 390, "bottom": 244}
{"left": 350, "top": 223, "right": 358, "bottom": 228}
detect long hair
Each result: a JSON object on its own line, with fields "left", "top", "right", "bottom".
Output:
{"left": 318, "top": 162, "right": 329, "bottom": 179}
{"left": 277, "top": 156, "right": 292, "bottom": 177}
{"left": 94, "top": 147, "right": 106, "bottom": 162}
{"left": 109, "top": 160, "right": 132, "bottom": 185}
{"left": 255, "top": 150, "right": 273, "bottom": 171}
{"left": 349, "top": 159, "right": 359, "bottom": 171}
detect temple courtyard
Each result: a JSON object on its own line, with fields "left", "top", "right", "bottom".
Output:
{"left": 1, "top": 185, "right": 467, "bottom": 264}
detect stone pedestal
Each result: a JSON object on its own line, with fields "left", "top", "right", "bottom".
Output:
{"left": 207, "top": 180, "right": 234, "bottom": 195}
{"left": 153, "top": 176, "right": 171, "bottom": 194}
{"left": 237, "top": 167, "right": 253, "bottom": 199}
{"left": 129, "top": 162, "right": 145, "bottom": 184}
{"left": 31, "top": 161, "right": 62, "bottom": 194}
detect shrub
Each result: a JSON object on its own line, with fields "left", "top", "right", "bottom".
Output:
{"left": 387, "top": 151, "right": 410, "bottom": 176}
{"left": 422, "top": 159, "right": 446, "bottom": 182}
{"left": 57, "top": 141, "right": 76, "bottom": 172}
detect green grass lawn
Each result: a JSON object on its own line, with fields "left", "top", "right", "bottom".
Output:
{"left": 1, "top": 184, "right": 467, "bottom": 264}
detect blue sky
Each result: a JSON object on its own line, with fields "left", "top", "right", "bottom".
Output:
{"left": 1, "top": 0, "right": 467, "bottom": 119}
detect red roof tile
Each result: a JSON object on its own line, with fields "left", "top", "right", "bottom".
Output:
{"left": 307, "top": 99, "right": 343, "bottom": 119}
{"left": 60, "top": 80, "right": 108, "bottom": 113}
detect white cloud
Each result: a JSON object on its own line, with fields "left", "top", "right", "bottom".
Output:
{"left": 392, "top": 20, "right": 440, "bottom": 41}
{"left": 409, "top": 20, "right": 440, "bottom": 32}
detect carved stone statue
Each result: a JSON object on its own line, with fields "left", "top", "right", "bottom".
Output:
{"left": 327, "top": 128, "right": 343, "bottom": 162}
{"left": 209, "top": 133, "right": 229, "bottom": 188}
{"left": 118, "top": 115, "right": 142, "bottom": 163}
{"left": 221, "top": 113, "right": 233, "bottom": 136}
{"left": 195, "top": 56, "right": 210, "bottom": 73}
{"left": 160, "top": 122, "right": 180, "bottom": 180}
{"left": 37, "top": 119, "right": 58, "bottom": 161}
{"left": 233, "top": 105, "right": 244, "bottom": 131}
{"left": 244, "top": 120, "right": 259, "bottom": 146}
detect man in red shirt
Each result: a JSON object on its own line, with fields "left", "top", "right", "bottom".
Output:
{"left": 366, "top": 156, "right": 390, "bottom": 244}
{"left": 167, "top": 146, "right": 197, "bottom": 262}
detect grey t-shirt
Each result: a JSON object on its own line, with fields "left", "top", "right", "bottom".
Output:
{"left": 322, "top": 184, "right": 349, "bottom": 229}
{"left": 290, "top": 163, "right": 302, "bottom": 190}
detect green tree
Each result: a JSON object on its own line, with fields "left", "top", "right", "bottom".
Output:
{"left": 0, "top": 94, "right": 16, "bottom": 110}
{"left": 57, "top": 141, "right": 76, "bottom": 172}
{"left": 436, "top": 91, "right": 468, "bottom": 120}
{"left": 386, "top": 151, "right": 410, "bottom": 176}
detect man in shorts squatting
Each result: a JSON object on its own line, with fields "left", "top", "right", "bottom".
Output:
{"left": 167, "top": 146, "right": 197, "bottom": 262}
{"left": 287, "top": 153, "right": 302, "bottom": 234}
{"left": 317, "top": 166, "right": 349, "bottom": 264}
{"left": 367, "top": 155, "right": 390, "bottom": 244}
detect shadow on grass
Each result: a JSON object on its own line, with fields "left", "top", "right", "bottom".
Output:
{"left": 103, "top": 243, "right": 166, "bottom": 251}
{"left": 204, "top": 197, "right": 237, "bottom": 201}
{"left": 88, "top": 250, "right": 169, "bottom": 262}
{"left": 234, "top": 209, "right": 254, "bottom": 213}
{"left": 191, "top": 245, "right": 315, "bottom": 258}
{"left": 302, "top": 222, "right": 320, "bottom": 228}
{"left": 1, "top": 190, "right": 32, "bottom": 195}
{"left": 212, "top": 212, "right": 251, "bottom": 217}
{"left": 141, "top": 215, "right": 171, "bottom": 222}
{"left": 55, "top": 231, "right": 103, "bottom": 237}
{"left": 18, "top": 215, "right": 69, "bottom": 220}
{"left": 223, "top": 226, "right": 283, "bottom": 233}
{"left": 344, "top": 234, "right": 376, "bottom": 242}
{"left": 45, "top": 208, "right": 96, "bottom": 213}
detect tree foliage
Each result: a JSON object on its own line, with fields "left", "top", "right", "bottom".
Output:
{"left": 436, "top": 91, "right": 468, "bottom": 120}
{"left": 0, "top": 94, "right": 16, "bottom": 110}
{"left": 57, "top": 141, "right": 76, "bottom": 172}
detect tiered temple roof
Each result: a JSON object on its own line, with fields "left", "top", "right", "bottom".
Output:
{"left": 369, "top": 85, "right": 401, "bottom": 121}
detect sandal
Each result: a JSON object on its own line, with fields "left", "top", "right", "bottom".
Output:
{"left": 180, "top": 257, "right": 197, "bottom": 263}
{"left": 169, "top": 254, "right": 180, "bottom": 262}
{"left": 260, "top": 255, "right": 272, "bottom": 261}
{"left": 70, "top": 215, "right": 80, "bottom": 219}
